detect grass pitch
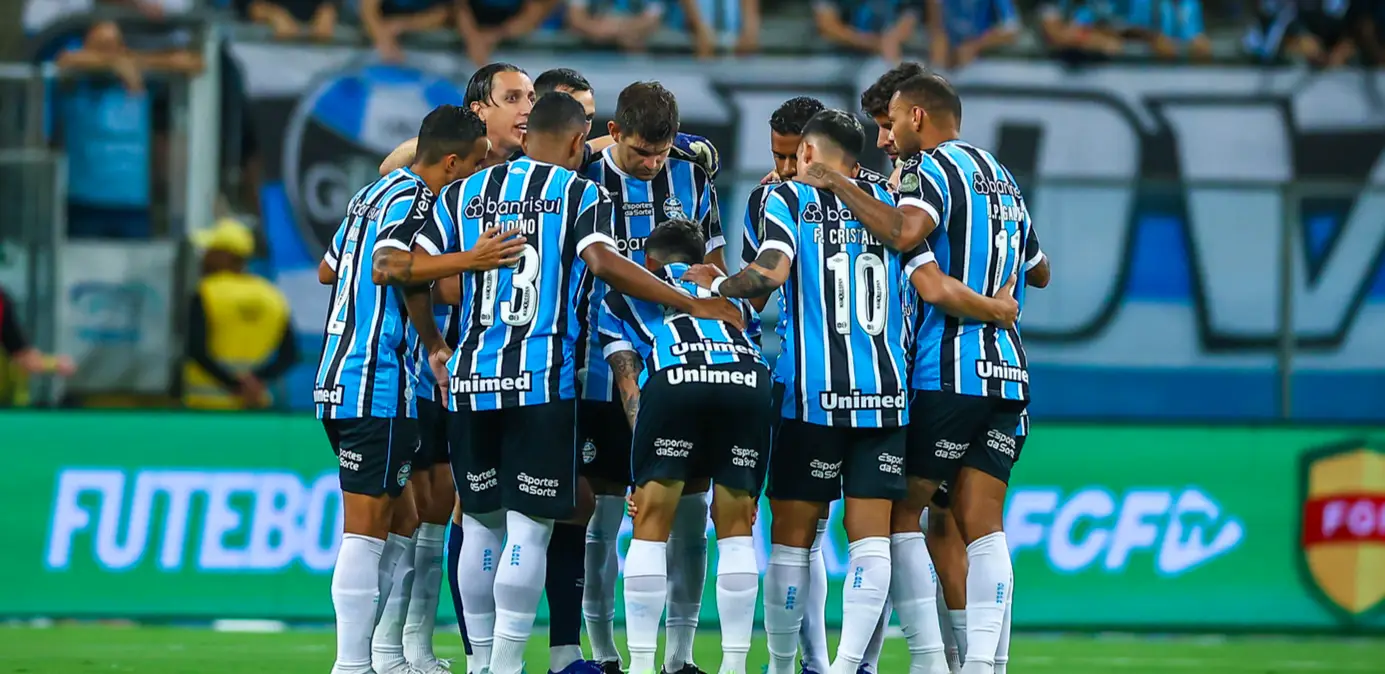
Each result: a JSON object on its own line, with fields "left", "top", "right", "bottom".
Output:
{"left": 0, "top": 624, "right": 1382, "bottom": 673}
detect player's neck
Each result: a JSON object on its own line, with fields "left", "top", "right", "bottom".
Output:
{"left": 484, "top": 136, "right": 518, "bottom": 167}
{"left": 408, "top": 163, "right": 449, "bottom": 194}
{"left": 922, "top": 128, "right": 960, "bottom": 150}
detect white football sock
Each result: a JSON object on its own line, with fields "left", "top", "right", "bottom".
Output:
{"left": 863, "top": 598, "right": 889, "bottom": 671}
{"left": 376, "top": 533, "right": 410, "bottom": 627}
{"left": 799, "top": 518, "right": 831, "bottom": 674}
{"left": 373, "top": 532, "right": 418, "bottom": 672}
{"left": 948, "top": 610, "right": 968, "bottom": 666}
{"left": 624, "top": 539, "right": 668, "bottom": 674}
{"left": 665, "top": 494, "right": 709, "bottom": 672}
{"left": 459, "top": 512, "right": 505, "bottom": 673}
{"left": 584, "top": 495, "right": 625, "bottom": 666}
{"left": 960, "top": 532, "right": 1011, "bottom": 674}
{"left": 403, "top": 523, "right": 447, "bottom": 667}
{"left": 762, "top": 545, "right": 811, "bottom": 674}
{"left": 890, "top": 533, "right": 949, "bottom": 674}
{"left": 828, "top": 537, "right": 891, "bottom": 674}
{"left": 715, "top": 536, "right": 758, "bottom": 674}
{"left": 994, "top": 583, "right": 1013, "bottom": 674}
{"left": 489, "top": 511, "right": 554, "bottom": 674}
{"left": 937, "top": 586, "right": 959, "bottom": 672}
{"left": 330, "top": 533, "right": 384, "bottom": 674}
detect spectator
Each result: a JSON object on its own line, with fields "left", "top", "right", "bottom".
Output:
{"left": 927, "top": 0, "right": 1020, "bottom": 69}
{"left": 566, "top": 0, "right": 666, "bottom": 53}
{"left": 1152, "top": 0, "right": 1212, "bottom": 61}
{"left": 1039, "top": 0, "right": 1125, "bottom": 61}
{"left": 0, "top": 284, "right": 77, "bottom": 387}
{"left": 235, "top": 0, "right": 338, "bottom": 40}
{"left": 1246, "top": 0, "right": 1373, "bottom": 67}
{"left": 814, "top": 0, "right": 919, "bottom": 63}
{"left": 358, "top": 0, "right": 454, "bottom": 62}
{"left": 662, "top": 0, "right": 737, "bottom": 57}
{"left": 454, "top": 0, "right": 562, "bottom": 66}
{"left": 182, "top": 218, "right": 297, "bottom": 411}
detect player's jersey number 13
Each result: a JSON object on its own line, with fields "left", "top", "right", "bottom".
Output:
{"left": 479, "top": 244, "right": 541, "bottom": 327}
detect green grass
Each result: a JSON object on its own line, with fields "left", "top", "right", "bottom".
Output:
{"left": 0, "top": 625, "right": 1382, "bottom": 674}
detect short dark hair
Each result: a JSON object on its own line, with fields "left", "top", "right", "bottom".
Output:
{"left": 534, "top": 68, "right": 591, "bottom": 96}
{"left": 647, "top": 219, "right": 705, "bottom": 265}
{"left": 770, "top": 96, "right": 826, "bottom": 136}
{"left": 416, "top": 105, "right": 488, "bottom": 163}
{"left": 801, "top": 109, "right": 865, "bottom": 163}
{"left": 860, "top": 62, "right": 927, "bottom": 118}
{"left": 614, "top": 81, "right": 679, "bottom": 144}
{"left": 527, "top": 92, "right": 589, "bottom": 137}
{"left": 895, "top": 73, "right": 963, "bottom": 123}
{"left": 465, "top": 62, "right": 526, "bottom": 106}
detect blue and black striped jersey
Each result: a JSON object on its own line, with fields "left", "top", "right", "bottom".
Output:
{"left": 739, "top": 183, "right": 783, "bottom": 347}
{"left": 759, "top": 179, "right": 914, "bottom": 428}
{"left": 410, "top": 157, "right": 616, "bottom": 411}
{"left": 314, "top": 168, "right": 432, "bottom": 420}
{"left": 899, "top": 140, "right": 1031, "bottom": 401}
{"left": 597, "top": 263, "right": 763, "bottom": 388}
{"left": 408, "top": 304, "right": 459, "bottom": 402}
{"left": 577, "top": 148, "right": 725, "bottom": 403}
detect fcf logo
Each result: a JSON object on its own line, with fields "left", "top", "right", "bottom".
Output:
{"left": 1299, "top": 440, "right": 1385, "bottom": 621}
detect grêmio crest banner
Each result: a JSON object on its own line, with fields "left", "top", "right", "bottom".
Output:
{"left": 227, "top": 42, "right": 1385, "bottom": 422}
{"left": 5, "top": 410, "right": 1385, "bottom": 631}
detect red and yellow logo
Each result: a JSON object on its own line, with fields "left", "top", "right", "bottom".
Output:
{"left": 1299, "top": 441, "right": 1385, "bottom": 620}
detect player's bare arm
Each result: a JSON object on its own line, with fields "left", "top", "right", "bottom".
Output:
{"left": 606, "top": 348, "right": 644, "bottom": 429}
{"left": 433, "top": 275, "right": 460, "bottom": 305}
{"left": 1027, "top": 256, "right": 1051, "bottom": 288}
{"left": 684, "top": 249, "right": 789, "bottom": 299}
{"left": 800, "top": 162, "right": 935, "bottom": 251}
{"left": 582, "top": 243, "right": 746, "bottom": 329}
{"left": 911, "top": 263, "right": 1019, "bottom": 329}
{"left": 370, "top": 227, "right": 526, "bottom": 285}
{"left": 704, "top": 246, "right": 726, "bottom": 274}
{"left": 318, "top": 259, "right": 335, "bottom": 284}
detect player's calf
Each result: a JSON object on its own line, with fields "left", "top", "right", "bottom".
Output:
{"left": 711, "top": 485, "right": 757, "bottom": 674}
{"left": 626, "top": 479, "right": 686, "bottom": 674}
{"left": 952, "top": 425, "right": 1019, "bottom": 674}
{"left": 763, "top": 498, "right": 821, "bottom": 674}
{"left": 374, "top": 482, "right": 422, "bottom": 672}
{"left": 927, "top": 504, "right": 969, "bottom": 665}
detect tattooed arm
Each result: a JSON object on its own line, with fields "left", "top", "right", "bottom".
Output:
{"left": 683, "top": 249, "right": 791, "bottom": 299}
{"left": 607, "top": 349, "right": 644, "bottom": 429}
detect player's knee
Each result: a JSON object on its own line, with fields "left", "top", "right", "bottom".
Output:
{"left": 710, "top": 487, "right": 755, "bottom": 538}
{"left": 769, "top": 499, "right": 820, "bottom": 548}
{"left": 566, "top": 476, "right": 596, "bottom": 525}
{"left": 341, "top": 491, "right": 394, "bottom": 538}
{"left": 926, "top": 506, "right": 951, "bottom": 538}
{"left": 953, "top": 468, "right": 1007, "bottom": 543}
{"left": 843, "top": 497, "right": 893, "bottom": 541}
{"left": 631, "top": 480, "right": 681, "bottom": 537}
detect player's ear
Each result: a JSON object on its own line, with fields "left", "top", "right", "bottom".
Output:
{"left": 470, "top": 100, "right": 486, "bottom": 119}
{"left": 607, "top": 120, "right": 619, "bottom": 140}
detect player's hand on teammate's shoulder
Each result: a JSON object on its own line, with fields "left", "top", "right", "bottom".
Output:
{"left": 797, "top": 162, "right": 838, "bottom": 189}
{"left": 468, "top": 226, "right": 528, "bottom": 270}
{"left": 993, "top": 274, "right": 1020, "bottom": 330}
{"left": 680, "top": 263, "right": 722, "bottom": 289}
{"left": 689, "top": 297, "right": 746, "bottom": 330}
{"left": 761, "top": 170, "right": 780, "bottom": 185}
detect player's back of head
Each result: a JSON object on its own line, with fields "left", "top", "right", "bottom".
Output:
{"left": 416, "top": 104, "right": 488, "bottom": 163}
{"left": 528, "top": 92, "right": 590, "bottom": 137}
{"left": 647, "top": 219, "right": 705, "bottom": 266}
{"left": 535, "top": 68, "right": 591, "bottom": 96}
{"left": 465, "top": 62, "right": 525, "bottom": 106}
{"left": 861, "top": 62, "right": 927, "bottom": 119}
{"left": 614, "top": 81, "right": 679, "bottom": 143}
{"left": 801, "top": 109, "right": 865, "bottom": 165}
{"left": 895, "top": 72, "right": 962, "bottom": 124}
{"left": 770, "top": 96, "right": 826, "bottom": 137}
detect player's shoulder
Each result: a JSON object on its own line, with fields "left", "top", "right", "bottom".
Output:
{"left": 747, "top": 182, "right": 778, "bottom": 205}
{"left": 664, "top": 156, "right": 711, "bottom": 185}
{"left": 855, "top": 165, "right": 890, "bottom": 187}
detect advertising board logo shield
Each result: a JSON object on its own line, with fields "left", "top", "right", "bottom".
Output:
{"left": 1298, "top": 440, "right": 1385, "bottom": 621}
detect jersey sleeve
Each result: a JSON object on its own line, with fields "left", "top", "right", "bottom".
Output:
{"left": 896, "top": 154, "right": 949, "bottom": 230}
{"left": 903, "top": 238, "right": 937, "bottom": 280}
{"left": 740, "top": 185, "right": 769, "bottom": 270}
{"left": 1024, "top": 223, "right": 1046, "bottom": 271}
{"left": 324, "top": 219, "right": 347, "bottom": 271}
{"left": 374, "top": 183, "right": 435, "bottom": 255}
{"left": 574, "top": 182, "right": 618, "bottom": 256}
{"left": 855, "top": 165, "right": 890, "bottom": 187}
{"left": 759, "top": 183, "right": 801, "bottom": 261}
{"left": 597, "top": 295, "right": 635, "bottom": 357}
{"left": 694, "top": 168, "right": 725, "bottom": 254}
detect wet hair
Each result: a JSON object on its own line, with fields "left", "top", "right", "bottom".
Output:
{"left": 464, "top": 62, "right": 526, "bottom": 106}
{"left": 770, "top": 96, "right": 826, "bottom": 136}
{"left": 613, "top": 81, "right": 680, "bottom": 144}
{"left": 895, "top": 73, "right": 963, "bottom": 123}
{"left": 647, "top": 219, "right": 705, "bottom": 264}
{"left": 534, "top": 68, "right": 592, "bottom": 96}
{"left": 527, "top": 92, "right": 590, "bottom": 136}
{"left": 801, "top": 109, "right": 865, "bottom": 164}
{"left": 416, "top": 104, "right": 488, "bottom": 163}
{"left": 860, "top": 62, "right": 927, "bottom": 118}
